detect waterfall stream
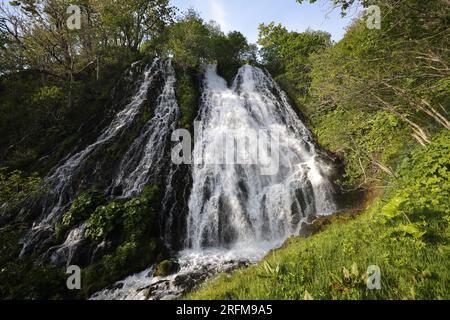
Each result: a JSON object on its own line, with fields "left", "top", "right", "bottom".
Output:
{"left": 19, "top": 59, "right": 179, "bottom": 260}
{"left": 110, "top": 60, "right": 180, "bottom": 198}
{"left": 14, "top": 56, "right": 338, "bottom": 299}
{"left": 187, "top": 64, "right": 336, "bottom": 251}
{"left": 91, "top": 64, "right": 337, "bottom": 300}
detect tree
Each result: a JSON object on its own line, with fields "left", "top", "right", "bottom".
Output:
{"left": 258, "top": 22, "right": 331, "bottom": 96}
{"left": 296, "top": 0, "right": 372, "bottom": 16}
{"left": 161, "top": 10, "right": 211, "bottom": 70}
{"left": 210, "top": 29, "right": 257, "bottom": 82}
{"left": 307, "top": 0, "right": 450, "bottom": 146}
{"left": 92, "top": 0, "right": 174, "bottom": 52}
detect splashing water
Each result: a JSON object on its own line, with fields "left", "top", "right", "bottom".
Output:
{"left": 186, "top": 64, "right": 336, "bottom": 252}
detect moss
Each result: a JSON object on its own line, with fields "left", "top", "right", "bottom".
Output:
{"left": 175, "top": 67, "right": 200, "bottom": 131}
{"left": 154, "top": 259, "right": 180, "bottom": 277}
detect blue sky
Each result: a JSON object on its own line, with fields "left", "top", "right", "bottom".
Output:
{"left": 170, "top": 0, "right": 360, "bottom": 43}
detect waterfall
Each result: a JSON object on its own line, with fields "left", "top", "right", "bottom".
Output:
{"left": 110, "top": 60, "right": 179, "bottom": 198}
{"left": 19, "top": 58, "right": 173, "bottom": 258}
{"left": 89, "top": 63, "right": 338, "bottom": 300}
{"left": 15, "top": 58, "right": 338, "bottom": 299}
{"left": 186, "top": 64, "right": 336, "bottom": 252}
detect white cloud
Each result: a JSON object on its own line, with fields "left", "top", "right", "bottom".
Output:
{"left": 207, "top": 0, "right": 229, "bottom": 31}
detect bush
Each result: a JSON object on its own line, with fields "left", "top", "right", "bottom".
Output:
{"left": 380, "top": 131, "right": 450, "bottom": 244}
{"left": 85, "top": 201, "right": 125, "bottom": 241}
{"left": 312, "top": 108, "right": 411, "bottom": 188}
{"left": 79, "top": 184, "right": 164, "bottom": 296}
{"left": 81, "top": 239, "right": 160, "bottom": 297}
{"left": 62, "top": 190, "right": 103, "bottom": 229}
{"left": 175, "top": 68, "right": 199, "bottom": 130}
{"left": 0, "top": 168, "right": 43, "bottom": 213}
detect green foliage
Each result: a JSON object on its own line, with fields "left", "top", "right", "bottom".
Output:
{"left": 160, "top": 10, "right": 255, "bottom": 76}
{"left": 296, "top": 0, "right": 370, "bottom": 16}
{"left": 84, "top": 184, "right": 160, "bottom": 242}
{"left": 258, "top": 23, "right": 331, "bottom": 98}
{"left": 123, "top": 184, "right": 160, "bottom": 241}
{"left": 85, "top": 201, "right": 125, "bottom": 241}
{"left": 30, "top": 86, "right": 66, "bottom": 124}
{"left": 307, "top": 1, "right": 450, "bottom": 146}
{"left": 0, "top": 168, "right": 43, "bottom": 212}
{"left": 62, "top": 190, "right": 103, "bottom": 230}
{"left": 212, "top": 30, "right": 257, "bottom": 84}
{"left": 381, "top": 132, "right": 450, "bottom": 244}
{"left": 81, "top": 239, "right": 159, "bottom": 297}
{"left": 80, "top": 185, "right": 162, "bottom": 297}
{"left": 175, "top": 68, "right": 199, "bottom": 130}
{"left": 160, "top": 10, "right": 212, "bottom": 70}
{"left": 0, "top": 224, "right": 75, "bottom": 299}
{"left": 94, "top": 0, "right": 175, "bottom": 52}
{"left": 312, "top": 108, "right": 411, "bottom": 187}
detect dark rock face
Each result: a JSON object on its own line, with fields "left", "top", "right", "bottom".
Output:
{"left": 159, "top": 162, "right": 192, "bottom": 251}
{"left": 90, "top": 240, "right": 115, "bottom": 264}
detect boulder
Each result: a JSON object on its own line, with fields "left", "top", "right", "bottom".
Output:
{"left": 154, "top": 259, "right": 180, "bottom": 277}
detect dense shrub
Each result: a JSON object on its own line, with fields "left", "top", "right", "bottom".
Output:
{"left": 0, "top": 168, "right": 43, "bottom": 213}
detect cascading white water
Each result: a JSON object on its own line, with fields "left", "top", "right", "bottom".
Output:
{"left": 39, "top": 60, "right": 181, "bottom": 265}
{"left": 90, "top": 64, "right": 338, "bottom": 300}
{"left": 111, "top": 60, "right": 179, "bottom": 198}
{"left": 45, "top": 223, "right": 86, "bottom": 267}
{"left": 20, "top": 59, "right": 163, "bottom": 257}
{"left": 186, "top": 64, "right": 336, "bottom": 252}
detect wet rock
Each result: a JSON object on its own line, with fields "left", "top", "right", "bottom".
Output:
{"left": 219, "top": 259, "right": 249, "bottom": 273}
{"left": 91, "top": 240, "right": 114, "bottom": 263}
{"left": 19, "top": 225, "right": 56, "bottom": 259}
{"left": 298, "top": 216, "right": 333, "bottom": 238}
{"left": 173, "top": 273, "right": 195, "bottom": 289}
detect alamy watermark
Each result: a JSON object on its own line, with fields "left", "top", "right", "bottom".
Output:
{"left": 365, "top": 5, "right": 381, "bottom": 30}
{"left": 367, "top": 265, "right": 381, "bottom": 290}
{"left": 66, "top": 265, "right": 81, "bottom": 290}
{"left": 66, "top": 5, "right": 81, "bottom": 30}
